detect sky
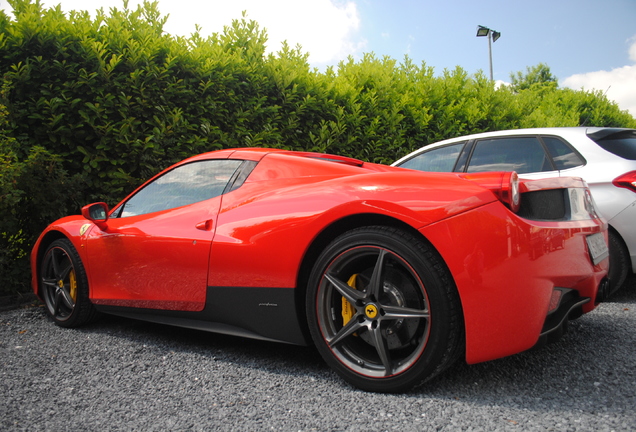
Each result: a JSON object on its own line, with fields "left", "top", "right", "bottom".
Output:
{"left": 1, "top": 0, "right": 635, "bottom": 117}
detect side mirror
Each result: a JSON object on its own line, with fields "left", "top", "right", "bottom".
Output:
{"left": 81, "top": 202, "right": 109, "bottom": 230}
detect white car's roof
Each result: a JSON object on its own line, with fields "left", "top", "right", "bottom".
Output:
{"left": 392, "top": 127, "right": 631, "bottom": 166}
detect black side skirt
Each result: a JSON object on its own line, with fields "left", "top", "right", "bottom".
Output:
{"left": 94, "top": 286, "right": 309, "bottom": 346}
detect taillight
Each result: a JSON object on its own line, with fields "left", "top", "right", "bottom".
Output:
{"left": 502, "top": 172, "right": 521, "bottom": 213}
{"left": 459, "top": 171, "right": 521, "bottom": 213}
{"left": 612, "top": 171, "right": 636, "bottom": 193}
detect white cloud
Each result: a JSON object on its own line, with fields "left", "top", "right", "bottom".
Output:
{"left": 562, "top": 37, "right": 636, "bottom": 118}
{"left": 163, "top": 0, "right": 365, "bottom": 65}
{"left": 3, "top": 0, "right": 365, "bottom": 68}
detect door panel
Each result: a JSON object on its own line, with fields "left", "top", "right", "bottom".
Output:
{"left": 83, "top": 159, "right": 244, "bottom": 311}
{"left": 85, "top": 199, "right": 219, "bottom": 311}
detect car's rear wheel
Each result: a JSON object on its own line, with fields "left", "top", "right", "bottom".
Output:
{"left": 608, "top": 230, "right": 630, "bottom": 295}
{"left": 40, "top": 239, "right": 98, "bottom": 327}
{"left": 306, "top": 226, "right": 464, "bottom": 393}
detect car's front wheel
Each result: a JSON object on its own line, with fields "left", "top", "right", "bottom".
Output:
{"left": 40, "top": 239, "right": 98, "bottom": 327}
{"left": 306, "top": 226, "right": 464, "bottom": 393}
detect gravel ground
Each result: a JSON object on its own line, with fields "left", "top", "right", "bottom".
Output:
{"left": 1, "top": 277, "right": 635, "bottom": 431}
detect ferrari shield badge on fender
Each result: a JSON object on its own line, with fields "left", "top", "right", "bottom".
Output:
{"left": 79, "top": 223, "right": 91, "bottom": 236}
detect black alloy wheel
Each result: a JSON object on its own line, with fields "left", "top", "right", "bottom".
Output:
{"left": 40, "top": 239, "right": 97, "bottom": 327}
{"left": 306, "top": 226, "right": 464, "bottom": 393}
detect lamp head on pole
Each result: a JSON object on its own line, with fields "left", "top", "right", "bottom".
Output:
{"left": 476, "top": 25, "right": 501, "bottom": 42}
{"left": 476, "top": 25, "right": 501, "bottom": 81}
{"left": 476, "top": 25, "right": 490, "bottom": 37}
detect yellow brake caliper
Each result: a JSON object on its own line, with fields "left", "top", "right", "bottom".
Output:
{"left": 69, "top": 270, "right": 77, "bottom": 302}
{"left": 341, "top": 274, "right": 358, "bottom": 326}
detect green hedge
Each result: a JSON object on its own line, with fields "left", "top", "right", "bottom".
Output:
{"left": 1, "top": 0, "right": 634, "bottom": 296}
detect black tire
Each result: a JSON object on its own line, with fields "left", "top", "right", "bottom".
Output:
{"left": 39, "top": 238, "right": 98, "bottom": 328}
{"left": 608, "top": 230, "right": 630, "bottom": 295}
{"left": 306, "top": 226, "right": 464, "bottom": 393}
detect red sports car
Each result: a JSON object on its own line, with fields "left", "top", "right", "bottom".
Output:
{"left": 31, "top": 148, "right": 609, "bottom": 392}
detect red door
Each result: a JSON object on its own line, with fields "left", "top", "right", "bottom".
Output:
{"left": 84, "top": 198, "right": 219, "bottom": 311}
{"left": 81, "top": 158, "right": 244, "bottom": 311}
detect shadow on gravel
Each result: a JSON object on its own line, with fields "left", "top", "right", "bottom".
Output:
{"left": 68, "top": 307, "right": 331, "bottom": 379}
{"left": 605, "top": 274, "right": 636, "bottom": 303}
{"left": 19, "top": 274, "right": 636, "bottom": 412}
{"left": 412, "top": 275, "right": 636, "bottom": 411}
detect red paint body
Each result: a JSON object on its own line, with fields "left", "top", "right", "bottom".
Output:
{"left": 31, "top": 148, "right": 608, "bottom": 364}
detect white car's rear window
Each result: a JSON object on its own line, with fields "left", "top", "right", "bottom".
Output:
{"left": 593, "top": 130, "right": 636, "bottom": 160}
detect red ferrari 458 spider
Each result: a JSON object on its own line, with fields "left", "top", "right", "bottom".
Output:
{"left": 31, "top": 148, "right": 609, "bottom": 392}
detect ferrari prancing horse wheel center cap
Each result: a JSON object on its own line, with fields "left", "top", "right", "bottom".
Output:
{"left": 365, "top": 304, "right": 379, "bottom": 319}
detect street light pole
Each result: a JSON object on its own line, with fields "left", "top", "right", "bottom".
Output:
{"left": 476, "top": 25, "right": 501, "bottom": 81}
{"left": 487, "top": 31, "right": 493, "bottom": 81}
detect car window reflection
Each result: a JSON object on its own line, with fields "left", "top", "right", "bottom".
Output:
{"left": 467, "top": 137, "right": 551, "bottom": 174}
{"left": 119, "top": 160, "right": 243, "bottom": 217}
{"left": 399, "top": 143, "right": 464, "bottom": 172}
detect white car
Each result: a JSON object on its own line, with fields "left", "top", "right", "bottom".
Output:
{"left": 393, "top": 127, "right": 636, "bottom": 295}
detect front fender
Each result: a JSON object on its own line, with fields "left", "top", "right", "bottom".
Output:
{"left": 30, "top": 216, "right": 96, "bottom": 296}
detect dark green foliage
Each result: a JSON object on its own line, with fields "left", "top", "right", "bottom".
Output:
{"left": 0, "top": 0, "right": 635, "bottom": 296}
{"left": 0, "top": 130, "right": 81, "bottom": 296}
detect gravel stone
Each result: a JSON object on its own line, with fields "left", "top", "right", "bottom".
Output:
{"left": 1, "top": 277, "right": 635, "bottom": 431}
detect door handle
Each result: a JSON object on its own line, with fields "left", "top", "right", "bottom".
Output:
{"left": 195, "top": 220, "right": 214, "bottom": 231}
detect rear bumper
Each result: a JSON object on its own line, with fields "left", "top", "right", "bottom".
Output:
{"left": 540, "top": 288, "right": 590, "bottom": 338}
{"left": 420, "top": 201, "right": 609, "bottom": 365}
{"left": 534, "top": 278, "right": 608, "bottom": 348}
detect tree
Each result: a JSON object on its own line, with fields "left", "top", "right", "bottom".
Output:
{"left": 510, "top": 63, "right": 558, "bottom": 92}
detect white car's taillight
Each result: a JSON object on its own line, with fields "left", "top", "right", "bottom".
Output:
{"left": 612, "top": 171, "right": 636, "bottom": 193}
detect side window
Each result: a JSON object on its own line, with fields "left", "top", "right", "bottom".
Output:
{"left": 542, "top": 136, "right": 585, "bottom": 170}
{"left": 467, "top": 137, "right": 552, "bottom": 174}
{"left": 398, "top": 143, "right": 465, "bottom": 172}
{"left": 118, "top": 159, "right": 243, "bottom": 217}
